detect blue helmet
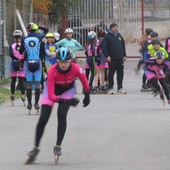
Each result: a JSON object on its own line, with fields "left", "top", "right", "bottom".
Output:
{"left": 56, "top": 47, "right": 72, "bottom": 61}
{"left": 87, "top": 31, "right": 97, "bottom": 40}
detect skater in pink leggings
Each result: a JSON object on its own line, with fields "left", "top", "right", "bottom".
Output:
{"left": 94, "top": 29, "right": 107, "bottom": 93}
{"left": 144, "top": 51, "right": 170, "bottom": 104}
{"left": 9, "top": 30, "right": 26, "bottom": 105}
{"left": 25, "top": 47, "right": 90, "bottom": 164}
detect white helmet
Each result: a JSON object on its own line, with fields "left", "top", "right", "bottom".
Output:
{"left": 65, "top": 28, "right": 73, "bottom": 34}
{"left": 13, "top": 30, "right": 23, "bottom": 37}
{"left": 154, "top": 50, "right": 165, "bottom": 59}
{"left": 88, "top": 31, "right": 96, "bottom": 35}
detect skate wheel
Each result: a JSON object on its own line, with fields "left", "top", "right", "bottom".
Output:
{"left": 24, "top": 156, "right": 35, "bottom": 165}
{"left": 55, "top": 155, "right": 59, "bottom": 164}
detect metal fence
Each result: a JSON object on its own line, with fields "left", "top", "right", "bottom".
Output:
{"left": 66, "top": 0, "right": 170, "bottom": 57}
{"left": 66, "top": 0, "right": 140, "bottom": 57}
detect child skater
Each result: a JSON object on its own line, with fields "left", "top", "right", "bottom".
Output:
{"left": 144, "top": 50, "right": 170, "bottom": 105}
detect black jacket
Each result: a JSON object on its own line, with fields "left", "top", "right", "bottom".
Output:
{"left": 102, "top": 30, "right": 126, "bottom": 60}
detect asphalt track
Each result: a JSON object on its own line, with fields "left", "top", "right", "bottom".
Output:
{"left": 0, "top": 59, "right": 170, "bottom": 170}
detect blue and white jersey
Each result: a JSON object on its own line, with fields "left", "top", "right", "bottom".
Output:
{"left": 21, "top": 32, "right": 47, "bottom": 60}
{"left": 24, "top": 36, "right": 41, "bottom": 60}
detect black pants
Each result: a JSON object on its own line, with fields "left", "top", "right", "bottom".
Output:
{"left": 10, "top": 76, "right": 25, "bottom": 95}
{"left": 35, "top": 104, "right": 70, "bottom": 147}
{"left": 108, "top": 59, "right": 124, "bottom": 90}
{"left": 86, "top": 56, "right": 95, "bottom": 88}
{"left": 150, "top": 78, "right": 169, "bottom": 100}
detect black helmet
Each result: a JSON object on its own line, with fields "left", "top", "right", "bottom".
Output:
{"left": 145, "top": 28, "right": 153, "bottom": 35}
{"left": 151, "top": 39, "right": 160, "bottom": 45}
{"left": 150, "top": 31, "right": 158, "bottom": 38}
{"left": 97, "top": 29, "right": 106, "bottom": 37}
{"left": 56, "top": 47, "right": 72, "bottom": 61}
{"left": 155, "top": 51, "right": 165, "bottom": 59}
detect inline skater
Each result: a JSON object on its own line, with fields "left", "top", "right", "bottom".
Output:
{"left": 20, "top": 23, "right": 48, "bottom": 114}
{"left": 9, "top": 30, "right": 26, "bottom": 106}
{"left": 44, "top": 32, "right": 59, "bottom": 71}
{"left": 94, "top": 29, "right": 107, "bottom": 93}
{"left": 144, "top": 51, "right": 170, "bottom": 105}
{"left": 147, "top": 39, "right": 169, "bottom": 59}
{"left": 136, "top": 30, "right": 157, "bottom": 91}
{"left": 84, "top": 31, "right": 97, "bottom": 93}
{"left": 55, "top": 28, "right": 82, "bottom": 62}
{"left": 25, "top": 47, "right": 90, "bottom": 164}
{"left": 139, "top": 28, "right": 153, "bottom": 47}
{"left": 136, "top": 28, "right": 153, "bottom": 74}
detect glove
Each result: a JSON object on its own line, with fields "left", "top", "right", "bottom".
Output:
{"left": 58, "top": 98, "right": 80, "bottom": 107}
{"left": 83, "top": 92, "right": 90, "bottom": 107}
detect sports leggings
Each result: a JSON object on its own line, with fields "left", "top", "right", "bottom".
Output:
{"left": 35, "top": 104, "right": 70, "bottom": 147}
{"left": 10, "top": 77, "right": 25, "bottom": 95}
{"left": 86, "top": 56, "right": 95, "bottom": 88}
{"left": 150, "top": 78, "right": 169, "bottom": 100}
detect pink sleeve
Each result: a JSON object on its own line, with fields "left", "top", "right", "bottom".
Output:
{"left": 75, "top": 64, "right": 89, "bottom": 92}
{"left": 47, "top": 65, "right": 59, "bottom": 102}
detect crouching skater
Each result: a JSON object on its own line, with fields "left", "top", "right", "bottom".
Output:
{"left": 25, "top": 47, "right": 90, "bottom": 164}
{"left": 144, "top": 50, "right": 170, "bottom": 105}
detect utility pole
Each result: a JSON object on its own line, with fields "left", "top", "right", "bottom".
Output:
{"left": 141, "top": 0, "right": 144, "bottom": 35}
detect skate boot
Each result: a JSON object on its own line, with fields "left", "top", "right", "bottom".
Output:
{"left": 25, "top": 148, "right": 39, "bottom": 165}
{"left": 90, "top": 87, "right": 95, "bottom": 94}
{"left": 142, "top": 84, "right": 149, "bottom": 89}
{"left": 34, "top": 104, "right": 40, "bottom": 114}
{"left": 104, "top": 84, "right": 109, "bottom": 93}
{"left": 21, "top": 96, "right": 26, "bottom": 106}
{"left": 98, "top": 86, "right": 104, "bottom": 94}
{"left": 27, "top": 104, "right": 32, "bottom": 115}
{"left": 141, "top": 85, "right": 150, "bottom": 92}
{"left": 160, "top": 90, "right": 165, "bottom": 106}
{"left": 53, "top": 145, "right": 62, "bottom": 164}
{"left": 152, "top": 90, "right": 159, "bottom": 97}
{"left": 103, "top": 85, "right": 107, "bottom": 94}
{"left": 93, "top": 86, "right": 98, "bottom": 94}
{"left": 10, "top": 96, "right": 15, "bottom": 106}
